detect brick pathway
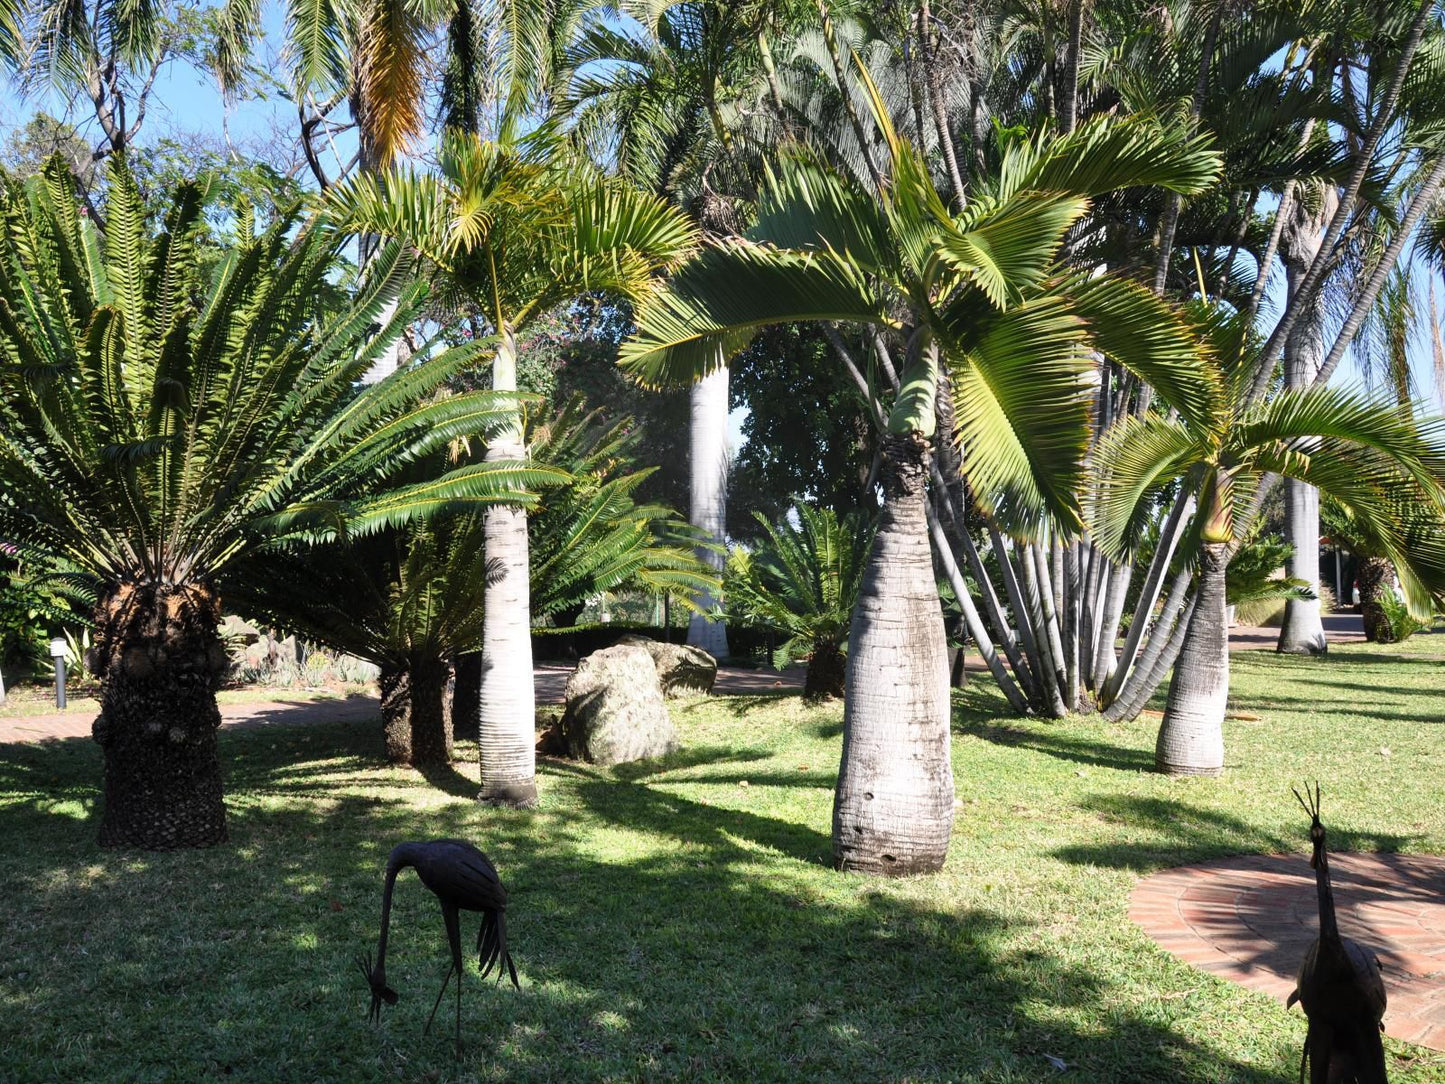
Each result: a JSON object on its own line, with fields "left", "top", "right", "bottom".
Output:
{"left": 1130, "top": 852, "right": 1445, "bottom": 1050}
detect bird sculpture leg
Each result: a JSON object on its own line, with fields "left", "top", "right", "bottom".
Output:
{"left": 424, "top": 902, "right": 466, "bottom": 1052}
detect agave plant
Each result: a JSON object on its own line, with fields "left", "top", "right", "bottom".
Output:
{"left": 0, "top": 158, "right": 543, "bottom": 848}
{"left": 725, "top": 505, "right": 874, "bottom": 699}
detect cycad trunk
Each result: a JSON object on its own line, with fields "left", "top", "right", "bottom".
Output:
{"left": 479, "top": 327, "right": 538, "bottom": 807}
{"left": 409, "top": 657, "right": 454, "bottom": 767}
{"left": 833, "top": 433, "right": 953, "bottom": 875}
{"left": 804, "top": 641, "right": 846, "bottom": 700}
{"left": 379, "top": 663, "right": 413, "bottom": 764}
{"left": 1357, "top": 556, "right": 1395, "bottom": 642}
{"left": 90, "top": 581, "right": 229, "bottom": 849}
{"left": 687, "top": 367, "right": 730, "bottom": 659}
{"left": 1156, "top": 544, "right": 1228, "bottom": 776}
{"left": 452, "top": 652, "right": 482, "bottom": 741}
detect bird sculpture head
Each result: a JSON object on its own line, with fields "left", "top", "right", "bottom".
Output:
{"left": 1293, "top": 781, "right": 1327, "bottom": 869}
{"left": 356, "top": 951, "right": 398, "bottom": 1023}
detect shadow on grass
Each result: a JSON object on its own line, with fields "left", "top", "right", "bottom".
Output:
{"left": 0, "top": 720, "right": 1304, "bottom": 1083}
{"left": 1053, "top": 794, "right": 1418, "bottom": 872}
{"left": 958, "top": 721, "right": 1153, "bottom": 772}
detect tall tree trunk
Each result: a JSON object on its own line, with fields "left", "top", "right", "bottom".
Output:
{"left": 1155, "top": 544, "right": 1228, "bottom": 776}
{"left": 687, "top": 367, "right": 731, "bottom": 659}
{"left": 804, "top": 640, "right": 847, "bottom": 700}
{"left": 409, "top": 656, "right": 454, "bottom": 767}
{"left": 1277, "top": 196, "right": 1335, "bottom": 654}
{"left": 452, "top": 651, "right": 482, "bottom": 741}
{"left": 90, "top": 581, "right": 229, "bottom": 849}
{"left": 833, "top": 432, "right": 953, "bottom": 875}
{"left": 479, "top": 326, "right": 538, "bottom": 806}
{"left": 1357, "top": 556, "right": 1395, "bottom": 642}
{"left": 379, "top": 662, "right": 413, "bottom": 764}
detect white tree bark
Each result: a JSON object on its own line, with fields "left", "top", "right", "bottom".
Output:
{"left": 686, "top": 367, "right": 730, "bottom": 658}
{"left": 833, "top": 433, "right": 954, "bottom": 875}
{"left": 1277, "top": 194, "right": 1335, "bottom": 654}
{"left": 1156, "top": 543, "right": 1229, "bottom": 776}
{"left": 478, "top": 327, "right": 538, "bottom": 806}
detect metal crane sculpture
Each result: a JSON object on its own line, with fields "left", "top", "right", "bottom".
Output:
{"left": 356, "top": 839, "right": 520, "bottom": 1049}
{"left": 1286, "top": 784, "right": 1388, "bottom": 1083}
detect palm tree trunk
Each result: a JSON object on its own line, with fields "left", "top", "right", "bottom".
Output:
{"left": 1357, "top": 556, "right": 1395, "bottom": 642}
{"left": 90, "top": 581, "right": 229, "bottom": 849}
{"left": 379, "top": 662, "right": 413, "bottom": 764}
{"left": 1155, "top": 543, "right": 1228, "bottom": 776}
{"left": 1277, "top": 200, "right": 1333, "bottom": 654}
{"left": 479, "top": 326, "right": 538, "bottom": 806}
{"left": 686, "top": 366, "right": 731, "bottom": 659}
{"left": 833, "top": 432, "right": 953, "bottom": 875}
{"left": 409, "top": 656, "right": 454, "bottom": 767}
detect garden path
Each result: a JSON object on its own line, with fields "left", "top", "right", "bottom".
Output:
{"left": 1131, "top": 852, "right": 1445, "bottom": 1052}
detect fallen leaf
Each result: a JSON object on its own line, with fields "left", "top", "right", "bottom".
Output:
{"left": 329, "top": 900, "right": 343, "bottom": 912}
{"left": 1043, "top": 1054, "right": 1069, "bottom": 1071}
{"left": 1380, "top": 746, "right": 1391, "bottom": 757}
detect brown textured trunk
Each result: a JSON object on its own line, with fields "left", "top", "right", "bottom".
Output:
{"left": 409, "top": 656, "right": 454, "bottom": 767}
{"left": 379, "top": 663, "right": 413, "bottom": 764}
{"left": 804, "top": 641, "right": 847, "bottom": 700}
{"left": 90, "top": 581, "right": 229, "bottom": 849}
{"left": 452, "top": 652, "right": 482, "bottom": 741}
{"left": 833, "top": 432, "right": 953, "bottom": 876}
{"left": 1357, "top": 557, "right": 1395, "bottom": 642}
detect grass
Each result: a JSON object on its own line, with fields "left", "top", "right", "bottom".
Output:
{"left": 1, "top": 636, "right": 1443, "bottom": 1082}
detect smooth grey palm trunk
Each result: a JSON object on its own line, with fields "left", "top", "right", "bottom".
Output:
{"left": 1156, "top": 543, "right": 1229, "bottom": 776}
{"left": 478, "top": 328, "right": 538, "bottom": 807}
{"left": 833, "top": 433, "right": 953, "bottom": 875}
{"left": 686, "top": 367, "right": 730, "bottom": 659}
{"left": 1277, "top": 199, "right": 1332, "bottom": 654}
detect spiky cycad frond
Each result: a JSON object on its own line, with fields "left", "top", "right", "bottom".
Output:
{"left": 526, "top": 398, "right": 717, "bottom": 621}
{"left": 0, "top": 156, "right": 544, "bottom": 587}
{"left": 725, "top": 504, "right": 873, "bottom": 668}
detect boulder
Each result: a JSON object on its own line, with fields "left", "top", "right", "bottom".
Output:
{"left": 562, "top": 644, "right": 678, "bottom": 766}
{"left": 618, "top": 635, "right": 717, "bottom": 698}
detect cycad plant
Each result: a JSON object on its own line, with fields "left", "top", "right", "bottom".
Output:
{"left": 224, "top": 516, "right": 499, "bottom": 768}
{"left": 0, "top": 159, "right": 537, "bottom": 848}
{"left": 725, "top": 505, "right": 873, "bottom": 699}
{"left": 326, "top": 130, "right": 697, "bottom": 807}
{"left": 621, "top": 74, "right": 1217, "bottom": 874}
{"left": 527, "top": 398, "right": 716, "bottom": 625}
{"left": 1092, "top": 308, "right": 1445, "bottom": 776}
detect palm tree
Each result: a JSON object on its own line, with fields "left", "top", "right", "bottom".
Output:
{"left": 621, "top": 83, "right": 1218, "bottom": 874}
{"left": 1093, "top": 309, "right": 1445, "bottom": 776}
{"left": 0, "top": 158, "right": 539, "bottom": 847}
{"left": 325, "top": 131, "right": 697, "bottom": 806}
{"left": 725, "top": 505, "right": 873, "bottom": 699}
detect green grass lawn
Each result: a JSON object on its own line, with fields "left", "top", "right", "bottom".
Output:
{"left": 1, "top": 637, "right": 1443, "bottom": 1082}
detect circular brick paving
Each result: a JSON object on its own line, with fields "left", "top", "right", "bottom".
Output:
{"left": 1130, "top": 853, "right": 1445, "bottom": 1051}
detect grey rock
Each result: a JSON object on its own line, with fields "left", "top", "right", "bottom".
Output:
{"left": 617, "top": 635, "right": 717, "bottom": 698}
{"left": 562, "top": 644, "right": 678, "bottom": 766}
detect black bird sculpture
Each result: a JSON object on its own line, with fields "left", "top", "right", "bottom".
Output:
{"left": 357, "top": 839, "right": 519, "bottom": 1048}
{"left": 1286, "top": 784, "right": 1388, "bottom": 1083}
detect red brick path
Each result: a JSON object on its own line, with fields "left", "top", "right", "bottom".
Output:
{"left": 1130, "top": 852, "right": 1445, "bottom": 1050}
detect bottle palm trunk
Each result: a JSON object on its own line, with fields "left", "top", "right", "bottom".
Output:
{"left": 833, "top": 433, "right": 953, "bottom": 874}
{"left": 686, "top": 367, "right": 730, "bottom": 659}
{"left": 1155, "top": 543, "right": 1229, "bottom": 776}
{"left": 478, "top": 327, "right": 538, "bottom": 806}
{"left": 90, "top": 581, "right": 229, "bottom": 848}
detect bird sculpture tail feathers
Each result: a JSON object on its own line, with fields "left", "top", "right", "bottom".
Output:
{"left": 1301, "top": 1017, "right": 1388, "bottom": 1084}
{"left": 477, "top": 908, "right": 520, "bottom": 989}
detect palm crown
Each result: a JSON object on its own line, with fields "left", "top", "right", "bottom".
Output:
{"left": 619, "top": 73, "right": 1221, "bottom": 532}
